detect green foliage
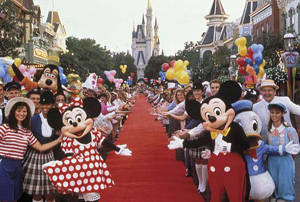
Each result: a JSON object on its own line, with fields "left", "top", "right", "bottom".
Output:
{"left": 255, "top": 32, "right": 284, "bottom": 68}
{"left": 60, "top": 37, "right": 113, "bottom": 81}
{"left": 0, "top": 0, "right": 24, "bottom": 57}
{"left": 144, "top": 55, "right": 174, "bottom": 79}
{"left": 265, "top": 67, "right": 288, "bottom": 84}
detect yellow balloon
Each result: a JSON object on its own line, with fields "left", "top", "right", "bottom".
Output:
{"left": 124, "top": 65, "right": 127, "bottom": 69}
{"left": 120, "top": 65, "right": 124, "bottom": 70}
{"left": 166, "top": 68, "right": 176, "bottom": 80}
{"left": 9, "top": 66, "right": 15, "bottom": 76}
{"left": 239, "top": 37, "right": 247, "bottom": 46}
{"left": 238, "top": 47, "right": 247, "bottom": 57}
{"left": 176, "top": 71, "right": 190, "bottom": 85}
{"left": 5, "top": 56, "right": 12, "bottom": 60}
{"left": 183, "top": 60, "right": 189, "bottom": 67}
{"left": 257, "top": 61, "right": 266, "bottom": 79}
{"left": 174, "top": 60, "right": 185, "bottom": 72}
{"left": 261, "top": 60, "right": 266, "bottom": 68}
{"left": 14, "top": 58, "right": 21, "bottom": 67}
{"left": 121, "top": 69, "right": 126, "bottom": 74}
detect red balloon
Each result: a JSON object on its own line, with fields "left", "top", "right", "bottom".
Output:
{"left": 238, "top": 66, "right": 247, "bottom": 76}
{"left": 97, "top": 78, "right": 103, "bottom": 87}
{"left": 236, "top": 57, "right": 245, "bottom": 67}
{"left": 170, "top": 60, "right": 176, "bottom": 68}
{"left": 248, "top": 47, "right": 254, "bottom": 60}
{"left": 130, "top": 73, "right": 134, "bottom": 77}
{"left": 144, "top": 78, "right": 148, "bottom": 83}
{"left": 162, "top": 63, "right": 170, "bottom": 71}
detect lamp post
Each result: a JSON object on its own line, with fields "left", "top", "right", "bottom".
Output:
{"left": 282, "top": 33, "right": 299, "bottom": 101}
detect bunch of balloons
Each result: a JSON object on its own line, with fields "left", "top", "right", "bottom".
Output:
{"left": 113, "top": 78, "right": 123, "bottom": 90}
{"left": 158, "top": 71, "right": 166, "bottom": 81}
{"left": 19, "top": 64, "right": 36, "bottom": 80}
{"left": 104, "top": 70, "right": 116, "bottom": 82}
{"left": 120, "top": 65, "right": 127, "bottom": 74}
{"left": 58, "top": 66, "right": 67, "bottom": 85}
{"left": 165, "top": 59, "right": 190, "bottom": 85}
{"left": 235, "top": 37, "right": 266, "bottom": 81}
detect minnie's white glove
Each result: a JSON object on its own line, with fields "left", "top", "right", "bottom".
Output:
{"left": 284, "top": 141, "right": 300, "bottom": 155}
{"left": 168, "top": 136, "right": 184, "bottom": 150}
{"left": 116, "top": 144, "right": 132, "bottom": 156}
{"left": 201, "top": 149, "right": 211, "bottom": 159}
{"left": 0, "top": 57, "right": 14, "bottom": 66}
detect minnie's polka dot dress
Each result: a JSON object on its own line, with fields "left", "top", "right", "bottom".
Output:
{"left": 44, "top": 128, "right": 114, "bottom": 194}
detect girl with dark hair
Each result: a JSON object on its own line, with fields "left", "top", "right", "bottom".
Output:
{"left": 0, "top": 97, "right": 62, "bottom": 202}
{"left": 262, "top": 103, "right": 299, "bottom": 201}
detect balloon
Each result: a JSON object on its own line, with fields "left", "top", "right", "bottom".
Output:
{"left": 111, "top": 70, "right": 116, "bottom": 76}
{"left": 166, "top": 68, "right": 176, "bottom": 80}
{"left": 3, "top": 73, "right": 12, "bottom": 83}
{"left": 14, "top": 58, "right": 21, "bottom": 67}
{"left": 162, "top": 63, "right": 170, "bottom": 71}
{"left": 176, "top": 71, "right": 190, "bottom": 85}
{"left": 159, "top": 71, "right": 163, "bottom": 77}
{"left": 174, "top": 60, "right": 185, "bottom": 72}
{"left": 248, "top": 47, "right": 254, "bottom": 60}
{"left": 61, "top": 74, "right": 67, "bottom": 85}
{"left": 130, "top": 73, "right": 134, "bottom": 77}
{"left": 253, "top": 64, "right": 259, "bottom": 74}
{"left": 8, "top": 66, "right": 15, "bottom": 76}
{"left": 254, "top": 57, "right": 263, "bottom": 66}
{"left": 170, "top": 60, "right": 176, "bottom": 67}
{"left": 121, "top": 69, "right": 126, "bottom": 74}
{"left": 244, "top": 58, "right": 253, "bottom": 66}
{"left": 238, "top": 66, "right": 247, "bottom": 76}
{"left": 0, "top": 66, "right": 5, "bottom": 78}
{"left": 235, "top": 37, "right": 247, "bottom": 57}
{"left": 144, "top": 78, "right": 148, "bottom": 83}
{"left": 236, "top": 57, "right": 245, "bottom": 67}
{"left": 184, "top": 60, "right": 189, "bottom": 67}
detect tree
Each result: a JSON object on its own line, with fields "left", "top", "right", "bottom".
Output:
{"left": 255, "top": 32, "right": 284, "bottom": 68}
{"left": 112, "top": 51, "right": 137, "bottom": 85}
{"left": 60, "top": 37, "right": 113, "bottom": 80}
{"left": 0, "top": 0, "right": 24, "bottom": 57}
{"left": 144, "top": 55, "right": 174, "bottom": 79}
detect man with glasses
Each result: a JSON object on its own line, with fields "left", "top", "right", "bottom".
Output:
{"left": 253, "top": 79, "right": 300, "bottom": 128}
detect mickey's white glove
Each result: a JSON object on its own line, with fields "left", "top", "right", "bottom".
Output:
{"left": 168, "top": 136, "right": 184, "bottom": 150}
{"left": 116, "top": 144, "right": 132, "bottom": 156}
{"left": 201, "top": 149, "right": 211, "bottom": 159}
{"left": 285, "top": 141, "right": 300, "bottom": 155}
{"left": 0, "top": 57, "right": 14, "bottom": 66}
{"left": 214, "top": 134, "right": 231, "bottom": 155}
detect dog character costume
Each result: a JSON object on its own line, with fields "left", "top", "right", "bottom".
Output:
{"left": 43, "top": 97, "right": 132, "bottom": 202}
{"left": 232, "top": 100, "right": 299, "bottom": 201}
{"left": 168, "top": 81, "right": 250, "bottom": 202}
{"left": 0, "top": 57, "right": 63, "bottom": 94}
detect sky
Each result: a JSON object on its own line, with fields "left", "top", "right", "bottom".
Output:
{"left": 34, "top": 0, "right": 246, "bottom": 56}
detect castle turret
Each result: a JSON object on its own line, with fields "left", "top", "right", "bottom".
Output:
{"left": 145, "top": 0, "right": 153, "bottom": 62}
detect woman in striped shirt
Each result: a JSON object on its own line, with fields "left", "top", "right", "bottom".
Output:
{"left": 0, "top": 97, "right": 62, "bottom": 202}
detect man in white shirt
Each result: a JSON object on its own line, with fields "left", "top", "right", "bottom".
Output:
{"left": 253, "top": 79, "right": 300, "bottom": 129}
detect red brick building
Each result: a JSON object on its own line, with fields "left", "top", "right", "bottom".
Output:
{"left": 250, "top": 0, "right": 280, "bottom": 40}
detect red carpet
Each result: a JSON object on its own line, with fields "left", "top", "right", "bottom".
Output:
{"left": 101, "top": 95, "right": 204, "bottom": 202}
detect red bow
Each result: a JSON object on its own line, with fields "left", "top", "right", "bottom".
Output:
{"left": 58, "top": 97, "right": 83, "bottom": 114}
{"left": 244, "top": 149, "right": 257, "bottom": 159}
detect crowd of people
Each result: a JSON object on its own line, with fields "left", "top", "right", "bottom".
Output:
{"left": 146, "top": 79, "right": 300, "bottom": 202}
{"left": 0, "top": 74, "right": 138, "bottom": 202}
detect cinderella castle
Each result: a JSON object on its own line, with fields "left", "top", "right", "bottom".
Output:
{"left": 132, "top": 0, "right": 161, "bottom": 79}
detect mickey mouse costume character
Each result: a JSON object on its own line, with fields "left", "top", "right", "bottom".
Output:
{"left": 0, "top": 58, "right": 63, "bottom": 94}
{"left": 43, "top": 97, "right": 132, "bottom": 202}
{"left": 168, "top": 81, "right": 250, "bottom": 202}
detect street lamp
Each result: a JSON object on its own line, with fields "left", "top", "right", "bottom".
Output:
{"left": 230, "top": 55, "right": 237, "bottom": 67}
{"left": 284, "top": 33, "right": 295, "bottom": 52}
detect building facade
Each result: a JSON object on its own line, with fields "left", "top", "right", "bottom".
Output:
{"left": 251, "top": 0, "right": 280, "bottom": 40}
{"left": 198, "top": 0, "right": 237, "bottom": 58}
{"left": 239, "top": 0, "right": 258, "bottom": 37}
{"left": 131, "top": 0, "right": 160, "bottom": 79}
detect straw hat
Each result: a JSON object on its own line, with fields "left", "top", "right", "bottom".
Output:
{"left": 257, "top": 79, "right": 279, "bottom": 91}
{"left": 5, "top": 97, "right": 35, "bottom": 118}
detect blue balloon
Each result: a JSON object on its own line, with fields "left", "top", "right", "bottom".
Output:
{"left": 159, "top": 71, "right": 163, "bottom": 77}
{"left": 3, "top": 73, "right": 12, "bottom": 83}
{"left": 61, "top": 74, "right": 67, "bottom": 85}
{"left": 0, "top": 66, "right": 5, "bottom": 78}
{"left": 161, "top": 67, "right": 164, "bottom": 71}
{"left": 245, "top": 58, "right": 253, "bottom": 66}
{"left": 4, "top": 64, "right": 9, "bottom": 73}
{"left": 255, "top": 57, "right": 263, "bottom": 66}
{"left": 253, "top": 65, "right": 259, "bottom": 74}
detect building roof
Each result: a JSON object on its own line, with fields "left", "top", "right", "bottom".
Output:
{"left": 137, "top": 51, "right": 146, "bottom": 65}
{"left": 240, "top": 0, "right": 257, "bottom": 25}
{"left": 47, "top": 11, "right": 61, "bottom": 25}
{"left": 208, "top": 0, "right": 227, "bottom": 16}
{"left": 202, "top": 26, "right": 215, "bottom": 45}
{"left": 132, "top": 25, "right": 146, "bottom": 39}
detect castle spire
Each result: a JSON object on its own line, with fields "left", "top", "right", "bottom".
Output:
{"left": 154, "top": 17, "right": 158, "bottom": 28}
{"left": 148, "top": 0, "right": 152, "bottom": 9}
{"left": 142, "top": 14, "right": 145, "bottom": 24}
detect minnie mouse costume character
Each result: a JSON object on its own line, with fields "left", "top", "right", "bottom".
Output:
{"left": 168, "top": 81, "right": 250, "bottom": 202}
{"left": 43, "top": 97, "right": 132, "bottom": 202}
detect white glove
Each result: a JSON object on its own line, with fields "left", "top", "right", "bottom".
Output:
{"left": 285, "top": 141, "right": 300, "bottom": 155}
{"left": 201, "top": 149, "right": 211, "bottom": 159}
{"left": 0, "top": 57, "right": 14, "bottom": 66}
{"left": 168, "top": 136, "right": 184, "bottom": 150}
{"left": 214, "top": 134, "right": 231, "bottom": 155}
{"left": 116, "top": 144, "right": 132, "bottom": 156}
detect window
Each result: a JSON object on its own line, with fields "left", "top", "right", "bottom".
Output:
{"left": 261, "top": 25, "right": 264, "bottom": 33}
{"left": 266, "top": 22, "right": 269, "bottom": 32}
{"left": 282, "top": 12, "right": 287, "bottom": 34}
{"left": 256, "top": 27, "right": 259, "bottom": 38}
